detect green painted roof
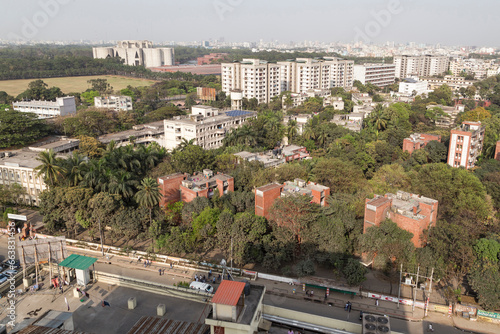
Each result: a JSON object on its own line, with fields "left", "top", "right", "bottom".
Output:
{"left": 58, "top": 254, "right": 97, "bottom": 270}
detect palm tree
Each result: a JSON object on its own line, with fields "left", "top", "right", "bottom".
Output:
{"left": 35, "top": 149, "right": 66, "bottom": 188}
{"left": 134, "top": 177, "right": 162, "bottom": 227}
{"left": 236, "top": 125, "right": 257, "bottom": 146}
{"left": 65, "top": 152, "right": 85, "bottom": 187}
{"left": 368, "top": 105, "right": 388, "bottom": 131}
{"left": 176, "top": 138, "right": 196, "bottom": 151}
{"left": 108, "top": 170, "right": 138, "bottom": 199}
{"left": 81, "top": 159, "right": 105, "bottom": 190}
{"left": 286, "top": 120, "right": 298, "bottom": 143}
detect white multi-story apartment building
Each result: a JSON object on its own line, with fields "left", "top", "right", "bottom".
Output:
{"left": 353, "top": 63, "right": 396, "bottom": 87}
{"left": 398, "top": 77, "right": 429, "bottom": 96}
{"left": 13, "top": 96, "right": 76, "bottom": 119}
{"left": 222, "top": 57, "right": 354, "bottom": 104}
{"left": 394, "top": 55, "right": 449, "bottom": 78}
{"left": 163, "top": 106, "right": 256, "bottom": 150}
{"left": 448, "top": 121, "right": 485, "bottom": 169}
{"left": 93, "top": 40, "right": 174, "bottom": 67}
{"left": 221, "top": 59, "right": 281, "bottom": 104}
{"left": 424, "top": 75, "right": 475, "bottom": 92}
{"left": 0, "top": 151, "right": 47, "bottom": 206}
{"left": 95, "top": 96, "right": 133, "bottom": 111}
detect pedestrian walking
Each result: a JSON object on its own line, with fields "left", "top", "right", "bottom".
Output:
{"left": 208, "top": 269, "right": 212, "bottom": 278}
{"left": 345, "top": 302, "right": 349, "bottom": 311}
{"left": 212, "top": 277, "right": 216, "bottom": 284}
{"left": 348, "top": 302, "right": 352, "bottom": 312}
{"left": 159, "top": 268, "right": 162, "bottom": 276}
{"left": 144, "top": 261, "right": 147, "bottom": 268}
{"left": 324, "top": 291, "right": 328, "bottom": 301}
{"left": 170, "top": 263, "right": 173, "bottom": 269}
{"left": 217, "top": 274, "right": 221, "bottom": 282}
{"left": 17, "top": 227, "right": 21, "bottom": 234}
{"left": 375, "top": 299, "right": 379, "bottom": 307}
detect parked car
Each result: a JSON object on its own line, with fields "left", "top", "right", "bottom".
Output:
{"left": 1, "top": 259, "right": 20, "bottom": 270}
{"left": 0, "top": 274, "right": 8, "bottom": 284}
{"left": 189, "top": 281, "right": 214, "bottom": 293}
{"left": 2, "top": 269, "right": 17, "bottom": 277}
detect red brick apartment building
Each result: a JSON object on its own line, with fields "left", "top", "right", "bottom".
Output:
{"left": 255, "top": 179, "right": 330, "bottom": 219}
{"left": 158, "top": 169, "right": 234, "bottom": 207}
{"left": 402, "top": 133, "right": 441, "bottom": 154}
{"left": 197, "top": 53, "right": 228, "bottom": 65}
{"left": 364, "top": 191, "right": 438, "bottom": 247}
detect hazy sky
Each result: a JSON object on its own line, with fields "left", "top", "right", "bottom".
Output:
{"left": 2, "top": 0, "right": 499, "bottom": 46}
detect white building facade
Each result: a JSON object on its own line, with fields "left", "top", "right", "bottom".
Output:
{"left": 93, "top": 40, "right": 174, "bottom": 67}
{"left": 353, "top": 64, "right": 396, "bottom": 87}
{"left": 163, "top": 106, "right": 256, "bottom": 150}
{"left": 95, "top": 96, "right": 133, "bottom": 111}
{"left": 13, "top": 96, "right": 76, "bottom": 119}
{"left": 398, "top": 78, "right": 429, "bottom": 96}
{"left": 447, "top": 121, "right": 485, "bottom": 169}
{"left": 221, "top": 57, "right": 354, "bottom": 104}
{"left": 394, "top": 55, "right": 450, "bottom": 79}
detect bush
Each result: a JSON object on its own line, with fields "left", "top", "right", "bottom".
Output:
{"left": 342, "top": 258, "right": 367, "bottom": 286}
{"left": 294, "top": 259, "right": 316, "bottom": 277}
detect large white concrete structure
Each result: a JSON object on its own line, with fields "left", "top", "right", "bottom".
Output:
{"left": 398, "top": 77, "right": 429, "bottom": 96}
{"left": 221, "top": 57, "right": 354, "bottom": 104}
{"left": 93, "top": 40, "right": 174, "bottom": 67}
{"left": 353, "top": 63, "right": 396, "bottom": 87}
{"left": 95, "top": 95, "right": 133, "bottom": 111}
{"left": 163, "top": 106, "right": 256, "bottom": 150}
{"left": 394, "top": 55, "right": 449, "bottom": 79}
{"left": 13, "top": 96, "right": 76, "bottom": 119}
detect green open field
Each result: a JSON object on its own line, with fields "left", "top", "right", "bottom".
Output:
{"left": 0, "top": 75, "right": 158, "bottom": 96}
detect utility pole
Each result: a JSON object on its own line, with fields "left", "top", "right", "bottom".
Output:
{"left": 397, "top": 263, "right": 402, "bottom": 309}
{"left": 98, "top": 219, "right": 104, "bottom": 256}
{"left": 413, "top": 266, "right": 420, "bottom": 312}
{"left": 425, "top": 268, "right": 434, "bottom": 317}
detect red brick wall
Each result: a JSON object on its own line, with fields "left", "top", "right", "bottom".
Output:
{"left": 403, "top": 139, "right": 421, "bottom": 154}
{"left": 158, "top": 174, "right": 186, "bottom": 207}
{"left": 215, "top": 177, "right": 235, "bottom": 196}
{"left": 495, "top": 141, "right": 500, "bottom": 161}
{"left": 255, "top": 186, "right": 283, "bottom": 219}
{"left": 363, "top": 197, "right": 392, "bottom": 233}
{"left": 389, "top": 213, "right": 429, "bottom": 248}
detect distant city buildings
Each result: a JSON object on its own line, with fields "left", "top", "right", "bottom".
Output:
{"left": 393, "top": 55, "right": 449, "bottom": 79}
{"left": 353, "top": 63, "right": 396, "bottom": 87}
{"left": 403, "top": 133, "right": 441, "bottom": 154}
{"left": 158, "top": 169, "right": 234, "bottom": 207}
{"left": 255, "top": 179, "right": 330, "bottom": 219}
{"left": 221, "top": 57, "right": 354, "bottom": 104}
{"left": 94, "top": 95, "right": 133, "bottom": 111}
{"left": 364, "top": 191, "right": 439, "bottom": 247}
{"left": 163, "top": 106, "right": 256, "bottom": 150}
{"left": 93, "top": 40, "right": 174, "bottom": 67}
{"left": 449, "top": 58, "right": 500, "bottom": 79}
{"left": 447, "top": 121, "right": 485, "bottom": 169}
{"left": 13, "top": 96, "right": 76, "bottom": 119}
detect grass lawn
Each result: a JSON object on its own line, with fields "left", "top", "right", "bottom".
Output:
{"left": 0, "top": 75, "right": 158, "bottom": 96}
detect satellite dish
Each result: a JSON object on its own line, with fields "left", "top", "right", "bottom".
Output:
{"left": 220, "top": 259, "right": 227, "bottom": 266}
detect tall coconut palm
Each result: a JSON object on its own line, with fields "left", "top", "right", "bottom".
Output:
{"left": 35, "top": 149, "right": 66, "bottom": 188}
{"left": 287, "top": 120, "right": 298, "bottom": 142}
{"left": 65, "top": 152, "right": 85, "bottom": 187}
{"left": 176, "top": 138, "right": 196, "bottom": 151}
{"left": 134, "top": 177, "right": 162, "bottom": 227}
{"left": 108, "top": 170, "right": 138, "bottom": 199}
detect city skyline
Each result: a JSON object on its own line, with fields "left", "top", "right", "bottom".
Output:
{"left": 1, "top": 0, "right": 500, "bottom": 47}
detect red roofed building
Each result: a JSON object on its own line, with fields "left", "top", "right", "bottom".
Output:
{"left": 364, "top": 191, "right": 438, "bottom": 247}
{"left": 255, "top": 179, "right": 330, "bottom": 219}
{"left": 403, "top": 133, "right": 441, "bottom": 154}
{"left": 158, "top": 169, "right": 234, "bottom": 207}
{"left": 206, "top": 280, "right": 267, "bottom": 334}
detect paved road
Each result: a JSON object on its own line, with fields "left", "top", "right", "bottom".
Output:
{"left": 0, "top": 236, "right": 481, "bottom": 334}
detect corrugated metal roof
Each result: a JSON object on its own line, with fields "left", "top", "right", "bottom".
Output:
{"left": 17, "top": 325, "right": 89, "bottom": 334}
{"left": 58, "top": 254, "right": 97, "bottom": 270}
{"left": 126, "top": 316, "right": 209, "bottom": 334}
{"left": 211, "top": 280, "right": 245, "bottom": 306}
